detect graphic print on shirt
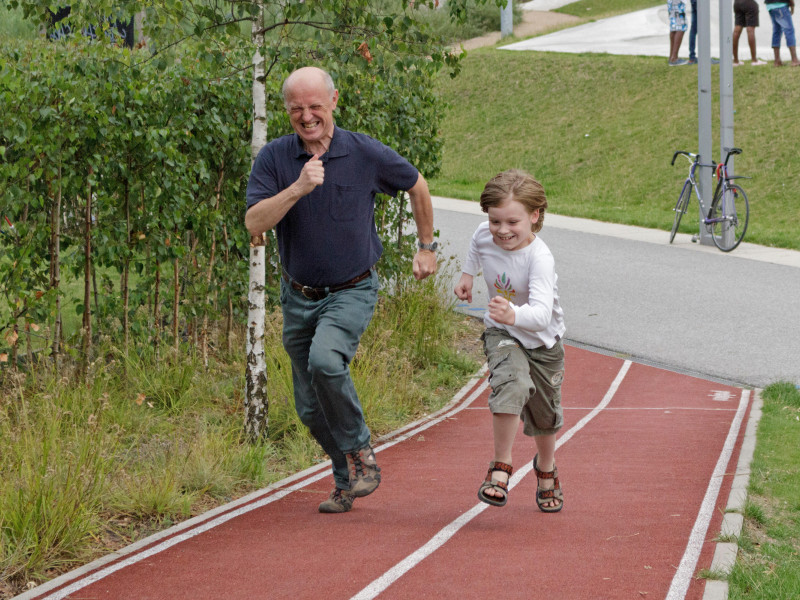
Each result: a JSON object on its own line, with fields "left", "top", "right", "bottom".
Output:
{"left": 494, "top": 272, "right": 516, "bottom": 301}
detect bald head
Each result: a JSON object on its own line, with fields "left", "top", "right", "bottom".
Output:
{"left": 282, "top": 67, "right": 336, "bottom": 108}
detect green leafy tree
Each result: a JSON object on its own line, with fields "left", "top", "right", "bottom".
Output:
{"left": 2, "top": 0, "right": 502, "bottom": 428}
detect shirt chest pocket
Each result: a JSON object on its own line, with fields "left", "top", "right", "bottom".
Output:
{"left": 330, "top": 183, "right": 372, "bottom": 222}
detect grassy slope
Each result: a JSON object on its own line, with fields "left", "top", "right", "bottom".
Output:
{"left": 729, "top": 383, "right": 800, "bottom": 598}
{"left": 431, "top": 50, "right": 800, "bottom": 250}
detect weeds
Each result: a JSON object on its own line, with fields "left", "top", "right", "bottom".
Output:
{"left": 0, "top": 271, "right": 482, "bottom": 596}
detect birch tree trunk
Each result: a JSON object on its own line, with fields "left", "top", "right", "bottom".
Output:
{"left": 244, "top": 3, "right": 269, "bottom": 442}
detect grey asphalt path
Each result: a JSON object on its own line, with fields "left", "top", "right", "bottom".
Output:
{"left": 433, "top": 196, "right": 800, "bottom": 389}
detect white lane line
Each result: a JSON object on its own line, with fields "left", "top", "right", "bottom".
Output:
{"left": 350, "top": 359, "right": 633, "bottom": 600}
{"left": 24, "top": 373, "right": 491, "bottom": 600}
{"left": 666, "top": 388, "right": 751, "bottom": 600}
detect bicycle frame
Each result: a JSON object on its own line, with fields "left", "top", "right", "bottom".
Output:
{"left": 670, "top": 147, "right": 749, "bottom": 251}
{"left": 672, "top": 151, "right": 715, "bottom": 217}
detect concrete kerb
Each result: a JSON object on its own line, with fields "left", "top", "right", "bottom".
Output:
{"left": 702, "top": 389, "right": 764, "bottom": 600}
{"left": 431, "top": 196, "right": 800, "bottom": 269}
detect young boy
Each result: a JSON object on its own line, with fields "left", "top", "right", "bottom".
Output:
{"left": 454, "top": 170, "right": 566, "bottom": 512}
{"left": 767, "top": 1, "right": 800, "bottom": 66}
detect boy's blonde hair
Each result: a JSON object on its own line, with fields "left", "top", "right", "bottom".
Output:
{"left": 479, "top": 169, "right": 547, "bottom": 233}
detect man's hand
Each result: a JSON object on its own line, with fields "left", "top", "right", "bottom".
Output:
{"left": 295, "top": 153, "right": 325, "bottom": 197}
{"left": 412, "top": 250, "right": 437, "bottom": 280}
{"left": 454, "top": 273, "right": 473, "bottom": 303}
{"left": 488, "top": 296, "right": 515, "bottom": 325}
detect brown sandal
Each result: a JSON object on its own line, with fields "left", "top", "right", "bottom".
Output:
{"left": 477, "top": 461, "right": 513, "bottom": 507}
{"left": 533, "top": 454, "right": 563, "bottom": 513}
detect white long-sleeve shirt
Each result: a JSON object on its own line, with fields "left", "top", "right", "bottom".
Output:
{"left": 463, "top": 221, "right": 566, "bottom": 349}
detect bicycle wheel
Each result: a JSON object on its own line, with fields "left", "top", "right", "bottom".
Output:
{"left": 670, "top": 181, "right": 692, "bottom": 243}
{"left": 709, "top": 183, "right": 749, "bottom": 252}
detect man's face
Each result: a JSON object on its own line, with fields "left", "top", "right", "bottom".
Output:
{"left": 285, "top": 77, "right": 338, "bottom": 150}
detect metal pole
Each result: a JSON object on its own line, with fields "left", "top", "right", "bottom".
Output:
{"left": 719, "top": 0, "right": 735, "bottom": 169}
{"left": 719, "top": 0, "right": 735, "bottom": 248}
{"left": 696, "top": 0, "right": 713, "bottom": 245}
{"left": 501, "top": 0, "right": 513, "bottom": 38}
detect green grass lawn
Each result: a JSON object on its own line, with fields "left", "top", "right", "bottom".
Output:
{"left": 729, "top": 383, "right": 800, "bottom": 599}
{"left": 431, "top": 49, "right": 800, "bottom": 250}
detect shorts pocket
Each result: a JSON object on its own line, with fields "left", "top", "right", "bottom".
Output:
{"left": 487, "top": 350, "right": 515, "bottom": 388}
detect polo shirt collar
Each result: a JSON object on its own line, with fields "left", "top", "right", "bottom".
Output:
{"left": 292, "top": 125, "right": 350, "bottom": 160}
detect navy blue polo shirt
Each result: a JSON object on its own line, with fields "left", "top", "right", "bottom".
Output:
{"left": 246, "top": 126, "right": 419, "bottom": 287}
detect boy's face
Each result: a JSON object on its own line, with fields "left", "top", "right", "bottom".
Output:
{"left": 487, "top": 199, "right": 540, "bottom": 252}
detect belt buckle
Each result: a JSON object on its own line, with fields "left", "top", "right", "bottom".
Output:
{"left": 301, "top": 285, "right": 322, "bottom": 301}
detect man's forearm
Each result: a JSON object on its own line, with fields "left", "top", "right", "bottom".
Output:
{"left": 407, "top": 174, "right": 434, "bottom": 244}
{"left": 245, "top": 183, "right": 304, "bottom": 236}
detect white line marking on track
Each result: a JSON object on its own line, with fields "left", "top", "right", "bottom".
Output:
{"left": 665, "top": 388, "right": 751, "bottom": 600}
{"left": 24, "top": 371, "right": 491, "bottom": 600}
{"left": 349, "top": 360, "right": 633, "bottom": 600}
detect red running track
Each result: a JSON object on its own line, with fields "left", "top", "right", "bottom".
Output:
{"left": 21, "top": 346, "right": 753, "bottom": 600}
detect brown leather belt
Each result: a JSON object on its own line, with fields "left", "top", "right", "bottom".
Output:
{"left": 282, "top": 268, "right": 372, "bottom": 301}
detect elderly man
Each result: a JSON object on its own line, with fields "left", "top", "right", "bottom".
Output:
{"left": 245, "top": 66, "right": 437, "bottom": 513}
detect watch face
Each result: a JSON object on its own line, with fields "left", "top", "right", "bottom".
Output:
{"left": 419, "top": 241, "right": 438, "bottom": 251}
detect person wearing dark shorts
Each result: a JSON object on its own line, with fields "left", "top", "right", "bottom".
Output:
{"left": 733, "top": 0, "right": 767, "bottom": 64}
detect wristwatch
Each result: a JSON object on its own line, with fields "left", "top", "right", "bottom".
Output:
{"left": 418, "top": 240, "right": 438, "bottom": 252}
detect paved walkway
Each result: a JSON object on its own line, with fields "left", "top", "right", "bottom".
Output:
{"left": 509, "top": 0, "right": 795, "bottom": 62}
{"left": 15, "top": 350, "right": 755, "bottom": 600}
{"left": 433, "top": 196, "right": 800, "bottom": 389}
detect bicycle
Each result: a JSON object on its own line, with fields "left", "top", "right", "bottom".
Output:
{"left": 670, "top": 147, "right": 750, "bottom": 252}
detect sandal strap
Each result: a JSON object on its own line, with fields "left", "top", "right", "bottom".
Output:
{"left": 489, "top": 461, "right": 513, "bottom": 476}
{"left": 537, "top": 487, "right": 564, "bottom": 501}
{"left": 533, "top": 454, "right": 558, "bottom": 480}
{"left": 483, "top": 472, "right": 510, "bottom": 491}
{"left": 481, "top": 480, "right": 508, "bottom": 493}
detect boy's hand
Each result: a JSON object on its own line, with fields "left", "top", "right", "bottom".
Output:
{"left": 488, "top": 296, "right": 515, "bottom": 325}
{"left": 454, "top": 273, "right": 473, "bottom": 303}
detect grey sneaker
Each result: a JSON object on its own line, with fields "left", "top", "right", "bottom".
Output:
{"left": 346, "top": 446, "right": 381, "bottom": 497}
{"left": 318, "top": 488, "right": 354, "bottom": 513}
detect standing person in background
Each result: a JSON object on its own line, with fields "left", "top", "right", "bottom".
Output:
{"left": 668, "top": 0, "right": 689, "bottom": 66}
{"left": 767, "top": 0, "right": 800, "bottom": 66}
{"left": 688, "top": 0, "right": 698, "bottom": 64}
{"left": 687, "top": 1, "right": 721, "bottom": 65}
{"left": 455, "top": 170, "right": 566, "bottom": 513}
{"left": 733, "top": 0, "right": 767, "bottom": 65}
{"left": 246, "top": 66, "right": 438, "bottom": 514}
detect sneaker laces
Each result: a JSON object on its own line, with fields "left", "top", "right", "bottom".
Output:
{"left": 349, "top": 451, "right": 365, "bottom": 477}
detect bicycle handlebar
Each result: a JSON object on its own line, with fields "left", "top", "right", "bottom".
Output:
{"left": 671, "top": 150, "right": 697, "bottom": 166}
{"left": 671, "top": 150, "right": 722, "bottom": 170}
